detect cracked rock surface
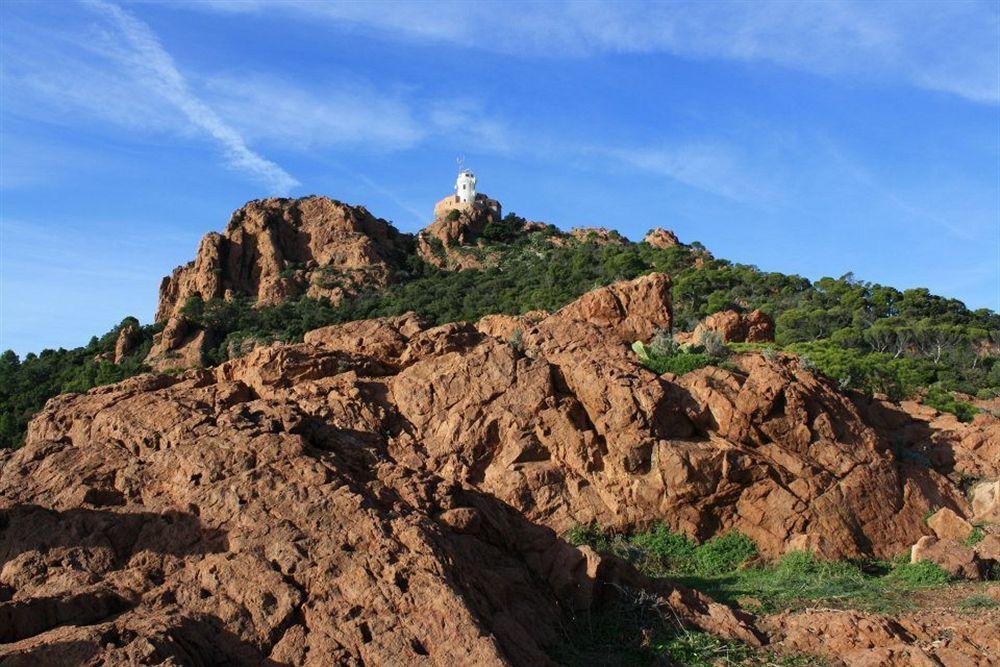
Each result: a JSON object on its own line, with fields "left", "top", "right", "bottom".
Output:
{"left": 1, "top": 274, "right": 994, "bottom": 664}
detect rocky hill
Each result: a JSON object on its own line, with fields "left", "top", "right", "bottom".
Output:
{"left": 3, "top": 273, "right": 1000, "bottom": 663}
{"left": 1, "top": 194, "right": 999, "bottom": 663}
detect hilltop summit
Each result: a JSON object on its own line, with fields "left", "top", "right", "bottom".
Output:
{"left": 149, "top": 197, "right": 412, "bottom": 369}
{"left": 155, "top": 197, "right": 411, "bottom": 323}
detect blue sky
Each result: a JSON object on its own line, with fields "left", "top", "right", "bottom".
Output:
{"left": 2, "top": 0, "right": 998, "bottom": 355}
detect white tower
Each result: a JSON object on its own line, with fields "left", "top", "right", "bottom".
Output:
{"left": 455, "top": 168, "right": 477, "bottom": 204}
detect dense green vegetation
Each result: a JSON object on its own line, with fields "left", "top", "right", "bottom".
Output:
{"left": 0, "top": 318, "right": 157, "bottom": 448}
{"left": 2, "top": 213, "right": 998, "bottom": 448}
{"left": 556, "top": 521, "right": 962, "bottom": 664}
{"left": 565, "top": 522, "right": 955, "bottom": 615}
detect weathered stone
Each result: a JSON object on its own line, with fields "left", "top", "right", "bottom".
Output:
{"left": 677, "top": 309, "right": 775, "bottom": 344}
{"left": 764, "top": 608, "right": 1000, "bottom": 666}
{"left": 643, "top": 227, "right": 681, "bottom": 249}
{"left": 926, "top": 507, "right": 974, "bottom": 542}
{"left": 555, "top": 273, "right": 672, "bottom": 342}
{"left": 910, "top": 536, "right": 986, "bottom": 580}
{"left": 113, "top": 322, "right": 140, "bottom": 364}
{"left": 972, "top": 480, "right": 1000, "bottom": 523}
{"left": 974, "top": 534, "right": 1000, "bottom": 562}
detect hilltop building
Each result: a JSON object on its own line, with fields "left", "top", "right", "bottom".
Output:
{"left": 456, "top": 168, "right": 476, "bottom": 203}
{"left": 433, "top": 166, "right": 501, "bottom": 220}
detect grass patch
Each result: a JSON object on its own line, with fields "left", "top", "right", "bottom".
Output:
{"left": 957, "top": 594, "right": 999, "bottom": 610}
{"left": 882, "top": 559, "right": 951, "bottom": 588}
{"left": 565, "top": 522, "right": 955, "bottom": 614}
{"left": 551, "top": 585, "right": 822, "bottom": 666}
{"left": 964, "top": 525, "right": 985, "bottom": 547}
{"left": 633, "top": 340, "right": 719, "bottom": 376}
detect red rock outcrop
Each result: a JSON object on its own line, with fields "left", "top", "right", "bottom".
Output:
{"left": 145, "top": 315, "right": 208, "bottom": 371}
{"left": 147, "top": 197, "right": 412, "bottom": 370}
{"left": 678, "top": 309, "right": 775, "bottom": 344}
{"left": 1, "top": 281, "right": 766, "bottom": 663}
{"left": 418, "top": 194, "right": 502, "bottom": 269}
{"left": 155, "top": 197, "right": 410, "bottom": 323}
{"left": 765, "top": 606, "right": 1000, "bottom": 666}
{"left": 5, "top": 275, "right": 994, "bottom": 662}
{"left": 643, "top": 227, "right": 681, "bottom": 249}
{"left": 862, "top": 398, "right": 1000, "bottom": 481}
{"left": 555, "top": 273, "right": 673, "bottom": 342}
{"left": 277, "top": 275, "right": 960, "bottom": 559}
{"left": 113, "top": 321, "right": 140, "bottom": 364}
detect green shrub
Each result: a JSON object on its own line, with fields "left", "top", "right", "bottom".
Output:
{"left": 632, "top": 340, "right": 719, "bottom": 376}
{"left": 648, "top": 329, "right": 679, "bottom": 357}
{"left": 924, "top": 385, "right": 979, "bottom": 422}
{"left": 696, "top": 329, "right": 728, "bottom": 357}
{"left": 480, "top": 213, "right": 526, "bottom": 244}
{"left": 693, "top": 532, "right": 758, "bottom": 576}
{"left": 964, "top": 525, "right": 985, "bottom": 547}
{"left": 631, "top": 523, "right": 697, "bottom": 569}
{"left": 885, "top": 560, "right": 951, "bottom": 587}
{"left": 0, "top": 318, "right": 156, "bottom": 449}
{"left": 564, "top": 523, "right": 614, "bottom": 552}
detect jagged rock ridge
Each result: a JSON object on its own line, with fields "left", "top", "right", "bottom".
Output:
{"left": 148, "top": 197, "right": 412, "bottom": 370}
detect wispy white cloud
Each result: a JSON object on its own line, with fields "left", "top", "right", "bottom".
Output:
{"left": 819, "top": 138, "right": 979, "bottom": 241}
{"left": 597, "top": 143, "right": 767, "bottom": 204}
{"left": 81, "top": 0, "right": 298, "bottom": 193}
{"left": 1, "top": 1, "right": 763, "bottom": 204}
{"left": 201, "top": 0, "right": 999, "bottom": 105}
{"left": 2, "top": 2, "right": 298, "bottom": 193}
{"left": 204, "top": 74, "right": 426, "bottom": 151}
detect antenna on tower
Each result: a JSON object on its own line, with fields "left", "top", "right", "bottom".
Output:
{"left": 456, "top": 155, "right": 465, "bottom": 173}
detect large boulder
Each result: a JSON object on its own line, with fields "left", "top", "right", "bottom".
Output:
{"left": 976, "top": 534, "right": 1000, "bottom": 562}
{"left": 973, "top": 481, "right": 1000, "bottom": 522}
{"left": 113, "top": 321, "right": 140, "bottom": 363}
{"left": 678, "top": 309, "right": 775, "bottom": 344}
{"left": 555, "top": 273, "right": 672, "bottom": 342}
{"left": 926, "top": 507, "right": 974, "bottom": 542}
{"left": 910, "top": 536, "right": 987, "bottom": 580}
{"left": 145, "top": 316, "right": 208, "bottom": 372}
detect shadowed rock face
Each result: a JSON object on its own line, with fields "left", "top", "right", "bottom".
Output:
{"left": 2, "top": 274, "right": 993, "bottom": 663}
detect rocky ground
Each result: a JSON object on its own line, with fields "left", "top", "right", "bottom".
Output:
{"left": 2, "top": 274, "right": 998, "bottom": 664}
{"left": 765, "top": 583, "right": 1000, "bottom": 665}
